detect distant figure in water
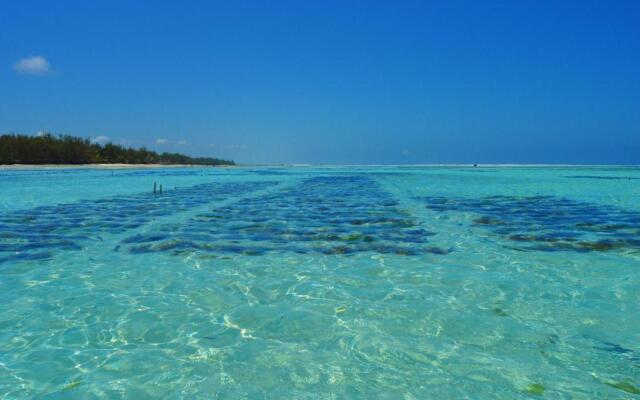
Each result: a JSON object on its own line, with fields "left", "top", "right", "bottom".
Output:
{"left": 474, "top": 164, "right": 478, "bottom": 167}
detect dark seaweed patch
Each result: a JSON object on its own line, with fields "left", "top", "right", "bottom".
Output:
{"left": 420, "top": 195, "right": 640, "bottom": 252}
{"left": 0, "top": 181, "right": 274, "bottom": 264}
{"left": 493, "top": 308, "right": 508, "bottom": 317}
{"left": 600, "top": 342, "right": 639, "bottom": 358}
{"left": 121, "top": 176, "right": 444, "bottom": 256}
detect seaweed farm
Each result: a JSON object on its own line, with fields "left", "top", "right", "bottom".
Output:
{"left": 1, "top": 166, "right": 639, "bottom": 398}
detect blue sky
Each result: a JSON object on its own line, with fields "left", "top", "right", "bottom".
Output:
{"left": 1, "top": 1, "right": 638, "bottom": 164}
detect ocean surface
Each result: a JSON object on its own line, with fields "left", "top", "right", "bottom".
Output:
{"left": 1, "top": 165, "right": 639, "bottom": 399}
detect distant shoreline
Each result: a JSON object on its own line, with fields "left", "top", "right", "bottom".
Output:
{"left": 0, "top": 163, "right": 237, "bottom": 170}
{"left": 1, "top": 163, "right": 637, "bottom": 170}
{"left": 0, "top": 133, "right": 235, "bottom": 166}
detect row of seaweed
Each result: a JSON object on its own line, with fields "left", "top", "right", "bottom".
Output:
{"left": 119, "top": 176, "right": 449, "bottom": 257}
{"left": 0, "top": 181, "right": 275, "bottom": 264}
{"left": 421, "top": 195, "right": 640, "bottom": 252}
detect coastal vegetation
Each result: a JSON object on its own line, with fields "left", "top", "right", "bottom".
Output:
{"left": 0, "top": 133, "right": 234, "bottom": 165}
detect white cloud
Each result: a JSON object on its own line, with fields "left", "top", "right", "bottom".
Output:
{"left": 401, "top": 149, "right": 410, "bottom": 156}
{"left": 156, "top": 138, "right": 169, "bottom": 145}
{"left": 35, "top": 130, "right": 47, "bottom": 137}
{"left": 91, "top": 135, "right": 110, "bottom": 144}
{"left": 14, "top": 56, "right": 51, "bottom": 75}
{"left": 177, "top": 139, "right": 188, "bottom": 145}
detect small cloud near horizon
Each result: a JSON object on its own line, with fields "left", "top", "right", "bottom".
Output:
{"left": 177, "top": 139, "right": 188, "bottom": 145}
{"left": 156, "top": 138, "right": 169, "bottom": 145}
{"left": 14, "top": 56, "right": 51, "bottom": 75}
{"left": 91, "top": 135, "right": 110, "bottom": 144}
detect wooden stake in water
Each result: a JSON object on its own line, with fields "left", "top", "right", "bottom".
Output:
{"left": 159, "top": 184, "right": 163, "bottom": 194}
{"left": 153, "top": 182, "right": 157, "bottom": 194}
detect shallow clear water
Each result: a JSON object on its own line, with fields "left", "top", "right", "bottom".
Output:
{"left": 1, "top": 166, "right": 639, "bottom": 399}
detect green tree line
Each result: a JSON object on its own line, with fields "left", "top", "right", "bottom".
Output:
{"left": 0, "top": 133, "right": 235, "bottom": 166}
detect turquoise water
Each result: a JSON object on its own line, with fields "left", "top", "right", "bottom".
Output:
{"left": 1, "top": 166, "right": 639, "bottom": 399}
